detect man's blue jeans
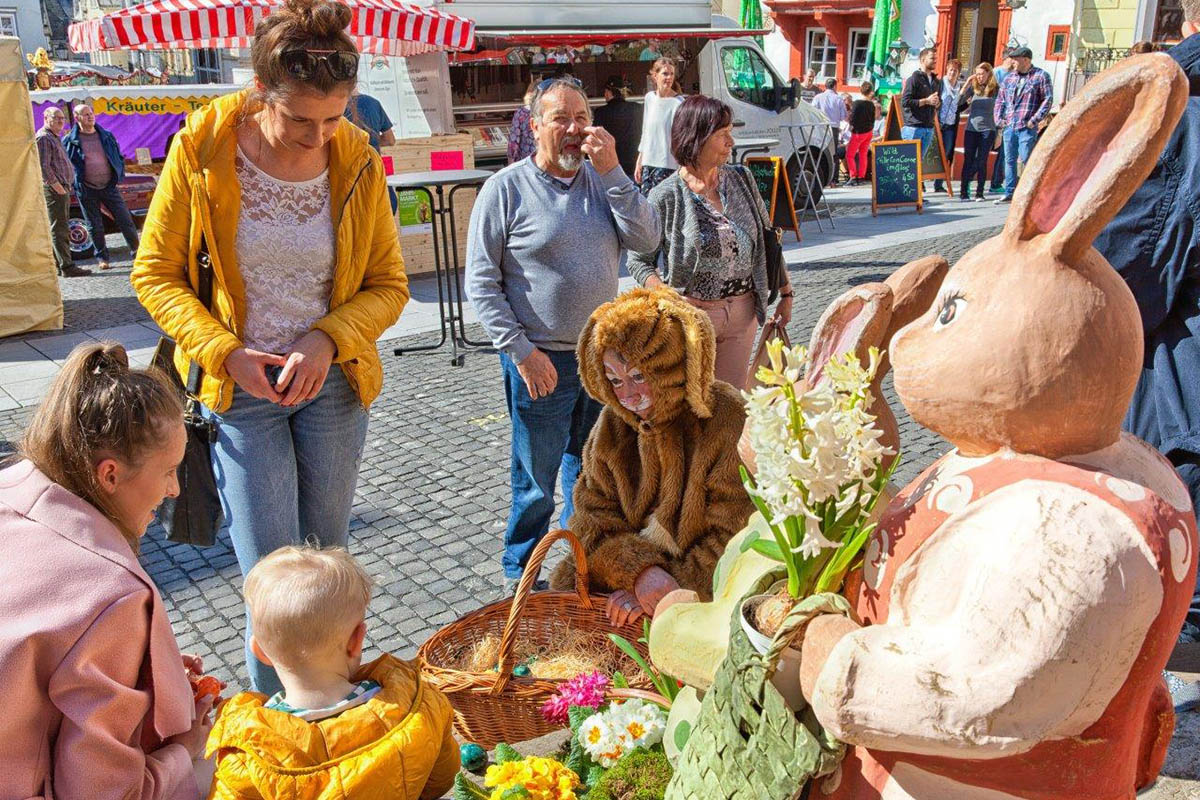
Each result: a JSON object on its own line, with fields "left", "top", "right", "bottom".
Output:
{"left": 79, "top": 181, "right": 139, "bottom": 261}
{"left": 501, "top": 349, "right": 602, "bottom": 580}
{"left": 1003, "top": 126, "right": 1039, "bottom": 198}
{"left": 900, "top": 126, "right": 935, "bottom": 163}
{"left": 205, "top": 367, "right": 368, "bottom": 694}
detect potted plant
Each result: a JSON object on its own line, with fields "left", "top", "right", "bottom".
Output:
{"left": 738, "top": 339, "right": 896, "bottom": 707}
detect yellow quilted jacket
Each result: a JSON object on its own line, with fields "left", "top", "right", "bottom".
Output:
{"left": 131, "top": 90, "right": 408, "bottom": 412}
{"left": 204, "top": 654, "right": 458, "bottom": 800}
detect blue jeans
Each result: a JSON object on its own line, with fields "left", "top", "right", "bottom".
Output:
{"left": 79, "top": 181, "right": 139, "bottom": 261}
{"left": 1003, "top": 126, "right": 1038, "bottom": 198}
{"left": 501, "top": 349, "right": 602, "bottom": 579}
{"left": 961, "top": 129, "right": 997, "bottom": 198}
{"left": 991, "top": 136, "right": 1006, "bottom": 189}
{"left": 205, "top": 366, "right": 368, "bottom": 693}
{"left": 900, "top": 126, "right": 935, "bottom": 164}
{"left": 933, "top": 123, "right": 958, "bottom": 191}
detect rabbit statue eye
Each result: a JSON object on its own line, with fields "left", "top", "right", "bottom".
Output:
{"left": 935, "top": 292, "right": 967, "bottom": 330}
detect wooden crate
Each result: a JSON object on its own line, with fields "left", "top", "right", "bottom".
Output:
{"left": 382, "top": 134, "right": 479, "bottom": 278}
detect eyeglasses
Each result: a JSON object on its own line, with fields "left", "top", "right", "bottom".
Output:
{"left": 537, "top": 75, "right": 583, "bottom": 92}
{"left": 280, "top": 49, "right": 360, "bottom": 82}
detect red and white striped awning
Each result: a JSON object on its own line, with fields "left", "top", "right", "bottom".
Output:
{"left": 69, "top": 0, "right": 475, "bottom": 57}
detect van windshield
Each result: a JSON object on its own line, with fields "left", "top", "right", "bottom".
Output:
{"left": 721, "top": 46, "right": 778, "bottom": 110}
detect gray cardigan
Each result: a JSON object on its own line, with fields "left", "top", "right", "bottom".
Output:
{"left": 627, "top": 165, "right": 771, "bottom": 322}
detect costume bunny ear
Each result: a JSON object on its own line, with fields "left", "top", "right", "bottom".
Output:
{"left": 1005, "top": 53, "right": 1189, "bottom": 264}
{"left": 666, "top": 293, "right": 717, "bottom": 418}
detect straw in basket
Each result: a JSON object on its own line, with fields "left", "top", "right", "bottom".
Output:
{"left": 418, "top": 529, "right": 654, "bottom": 747}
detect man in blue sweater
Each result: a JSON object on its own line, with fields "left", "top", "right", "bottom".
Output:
{"left": 466, "top": 79, "right": 661, "bottom": 593}
{"left": 1095, "top": 2, "right": 1200, "bottom": 710}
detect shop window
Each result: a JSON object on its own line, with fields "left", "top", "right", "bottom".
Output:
{"left": 848, "top": 29, "right": 871, "bottom": 83}
{"left": 807, "top": 28, "right": 838, "bottom": 81}
{"left": 1153, "top": 0, "right": 1184, "bottom": 43}
{"left": 0, "top": 10, "right": 17, "bottom": 38}
{"left": 1045, "top": 25, "right": 1070, "bottom": 62}
{"left": 720, "top": 45, "right": 779, "bottom": 110}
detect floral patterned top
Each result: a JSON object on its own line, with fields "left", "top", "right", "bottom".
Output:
{"left": 507, "top": 106, "right": 536, "bottom": 164}
{"left": 685, "top": 170, "right": 755, "bottom": 300}
{"left": 234, "top": 146, "right": 336, "bottom": 354}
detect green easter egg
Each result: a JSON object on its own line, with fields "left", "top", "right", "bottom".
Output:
{"left": 460, "top": 742, "right": 487, "bottom": 771}
{"left": 512, "top": 664, "right": 532, "bottom": 677}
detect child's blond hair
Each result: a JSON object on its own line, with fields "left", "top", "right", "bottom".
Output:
{"left": 244, "top": 545, "right": 373, "bottom": 667}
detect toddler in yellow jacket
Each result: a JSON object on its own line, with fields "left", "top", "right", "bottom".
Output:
{"left": 205, "top": 546, "right": 458, "bottom": 800}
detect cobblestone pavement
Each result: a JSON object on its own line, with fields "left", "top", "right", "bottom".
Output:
{"left": 2, "top": 224, "right": 1198, "bottom": 788}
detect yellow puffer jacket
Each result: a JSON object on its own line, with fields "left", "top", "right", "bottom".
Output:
{"left": 132, "top": 90, "right": 408, "bottom": 412}
{"left": 205, "top": 654, "right": 458, "bottom": 800}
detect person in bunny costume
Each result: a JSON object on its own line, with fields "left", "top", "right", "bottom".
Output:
{"left": 786, "top": 53, "right": 1199, "bottom": 799}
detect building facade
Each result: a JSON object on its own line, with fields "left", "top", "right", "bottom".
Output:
{"left": 5, "top": 0, "right": 49, "bottom": 59}
{"left": 762, "top": 0, "right": 1078, "bottom": 102}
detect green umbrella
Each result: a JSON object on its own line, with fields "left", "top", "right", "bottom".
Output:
{"left": 740, "top": 0, "right": 764, "bottom": 48}
{"left": 864, "top": 0, "right": 905, "bottom": 96}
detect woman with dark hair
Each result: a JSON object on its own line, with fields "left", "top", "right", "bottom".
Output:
{"left": 132, "top": 0, "right": 408, "bottom": 694}
{"left": 629, "top": 94, "right": 793, "bottom": 390}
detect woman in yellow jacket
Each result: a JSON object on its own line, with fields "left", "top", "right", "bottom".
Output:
{"left": 132, "top": 0, "right": 408, "bottom": 695}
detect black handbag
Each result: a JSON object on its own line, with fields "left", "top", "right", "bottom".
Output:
{"left": 150, "top": 238, "right": 225, "bottom": 547}
{"left": 738, "top": 166, "right": 788, "bottom": 304}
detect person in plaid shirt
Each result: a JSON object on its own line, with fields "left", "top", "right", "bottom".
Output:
{"left": 993, "top": 45, "right": 1053, "bottom": 202}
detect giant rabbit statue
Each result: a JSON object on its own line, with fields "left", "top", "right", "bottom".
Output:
{"left": 653, "top": 53, "right": 1199, "bottom": 799}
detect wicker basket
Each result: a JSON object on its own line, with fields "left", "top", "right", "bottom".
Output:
{"left": 418, "top": 529, "right": 654, "bottom": 747}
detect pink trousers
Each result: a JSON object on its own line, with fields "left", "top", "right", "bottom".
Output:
{"left": 685, "top": 292, "right": 758, "bottom": 390}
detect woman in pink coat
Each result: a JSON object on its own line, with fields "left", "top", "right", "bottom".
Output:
{"left": 0, "top": 343, "right": 211, "bottom": 800}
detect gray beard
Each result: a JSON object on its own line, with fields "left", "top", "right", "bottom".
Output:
{"left": 556, "top": 151, "right": 583, "bottom": 172}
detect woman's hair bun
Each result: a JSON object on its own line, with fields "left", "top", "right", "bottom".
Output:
{"left": 280, "top": 0, "right": 352, "bottom": 40}
{"left": 83, "top": 342, "right": 130, "bottom": 377}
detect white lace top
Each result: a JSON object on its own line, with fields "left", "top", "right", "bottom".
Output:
{"left": 234, "top": 146, "right": 336, "bottom": 353}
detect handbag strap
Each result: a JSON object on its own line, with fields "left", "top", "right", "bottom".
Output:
{"left": 185, "top": 234, "right": 213, "bottom": 397}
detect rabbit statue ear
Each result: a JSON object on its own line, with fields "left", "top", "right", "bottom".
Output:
{"left": 1005, "top": 53, "right": 1189, "bottom": 264}
{"left": 806, "top": 255, "right": 949, "bottom": 386}
{"left": 806, "top": 284, "right": 893, "bottom": 388}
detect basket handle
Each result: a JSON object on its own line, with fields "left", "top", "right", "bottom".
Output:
{"left": 607, "top": 687, "right": 672, "bottom": 710}
{"left": 491, "top": 529, "right": 593, "bottom": 694}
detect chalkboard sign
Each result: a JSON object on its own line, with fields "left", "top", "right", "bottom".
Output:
{"left": 743, "top": 156, "right": 800, "bottom": 242}
{"left": 883, "top": 93, "right": 953, "bottom": 196}
{"left": 871, "top": 140, "right": 923, "bottom": 215}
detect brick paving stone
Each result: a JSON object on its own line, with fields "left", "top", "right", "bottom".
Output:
{"left": 2, "top": 221, "right": 1198, "bottom": 782}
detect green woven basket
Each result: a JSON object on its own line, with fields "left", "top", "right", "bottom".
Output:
{"left": 664, "top": 574, "right": 851, "bottom": 800}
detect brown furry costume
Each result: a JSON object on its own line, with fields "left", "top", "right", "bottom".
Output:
{"left": 549, "top": 288, "right": 755, "bottom": 599}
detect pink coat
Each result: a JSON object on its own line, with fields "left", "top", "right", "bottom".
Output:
{"left": 0, "top": 460, "right": 198, "bottom": 800}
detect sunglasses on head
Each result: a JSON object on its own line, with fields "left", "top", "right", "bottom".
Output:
{"left": 280, "top": 49, "right": 359, "bottom": 82}
{"left": 537, "top": 75, "right": 583, "bottom": 91}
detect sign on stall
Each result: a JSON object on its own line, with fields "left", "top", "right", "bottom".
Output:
{"left": 359, "top": 52, "right": 454, "bottom": 140}
{"left": 743, "top": 156, "right": 801, "bottom": 241}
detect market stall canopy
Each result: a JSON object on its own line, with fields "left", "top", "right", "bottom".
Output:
{"left": 69, "top": 0, "right": 476, "bottom": 57}
{"left": 475, "top": 20, "right": 769, "bottom": 48}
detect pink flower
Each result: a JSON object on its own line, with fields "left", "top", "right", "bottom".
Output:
{"left": 541, "top": 694, "right": 570, "bottom": 725}
{"left": 560, "top": 671, "right": 609, "bottom": 709}
{"left": 540, "top": 671, "right": 611, "bottom": 725}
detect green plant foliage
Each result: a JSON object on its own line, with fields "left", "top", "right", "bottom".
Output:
{"left": 494, "top": 742, "right": 522, "bottom": 765}
{"left": 568, "top": 704, "right": 599, "bottom": 730}
{"left": 453, "top": 772, "right": 490, "bottom": 800}
{"left": 587, "top": 749, "right": 673, "bottom": 800}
